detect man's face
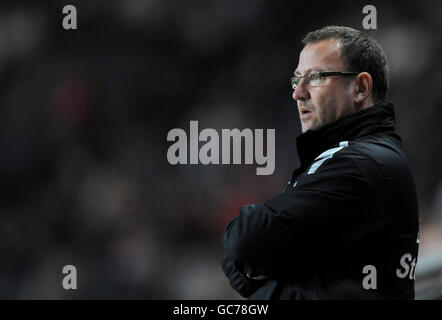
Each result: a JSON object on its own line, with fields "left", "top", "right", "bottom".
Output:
{"left": 293, "top": 38, "right": 356, "bottom": 133}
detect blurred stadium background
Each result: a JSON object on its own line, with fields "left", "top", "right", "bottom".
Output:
{"left": 0, "top": 0, "right": 440, "bottom": 299}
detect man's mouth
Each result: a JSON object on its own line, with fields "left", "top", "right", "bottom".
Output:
{"left": 299, "top": 107, "right": 313, "bottom": 120}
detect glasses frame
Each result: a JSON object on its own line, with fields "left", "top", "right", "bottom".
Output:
{"left": 291, "top": 71, "right": 359, "bottom": 89}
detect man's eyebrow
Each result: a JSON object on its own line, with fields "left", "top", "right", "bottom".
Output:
{"left": 294, "top": 69, "right": 313, "bottom": 76}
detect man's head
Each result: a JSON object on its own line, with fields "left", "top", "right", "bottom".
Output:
{"left": 293, "top": 26, "right": 389, "bottom": 133}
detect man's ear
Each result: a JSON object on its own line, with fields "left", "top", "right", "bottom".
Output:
{"left": 354, "top": 72, "right": 373, "bottom": 104}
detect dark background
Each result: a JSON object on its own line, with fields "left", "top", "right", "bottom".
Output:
{"left": 0, "top": 0, "right": 441, "bottom": 299}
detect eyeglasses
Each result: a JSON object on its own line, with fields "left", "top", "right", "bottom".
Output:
{"left": 291, "top": 71, "right": 359, "bottom": 90}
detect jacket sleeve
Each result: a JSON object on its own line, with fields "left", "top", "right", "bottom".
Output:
{"left": 223, "top": 152, "right": 385, "bottom": 281}
{"left": 221, "top": 248, "right": 267, "bottom": 298}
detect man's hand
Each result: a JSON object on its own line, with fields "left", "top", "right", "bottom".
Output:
{"left": 247, "top": 274, "right": 267, "bottom": 280}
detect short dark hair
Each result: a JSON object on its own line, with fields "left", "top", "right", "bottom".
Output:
{"left": 302, "top": 26, "right": 389, "bottom": 102}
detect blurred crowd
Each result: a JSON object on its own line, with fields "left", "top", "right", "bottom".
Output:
{"left": 0, "top": 0, "right": 440, "bottom": 299}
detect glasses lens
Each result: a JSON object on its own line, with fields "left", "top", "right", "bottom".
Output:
{"left": 291, "top": 76, "right": 299, "bottom": 89}
{"left": 309, "top": 73, "right": 322, "bottom": 86}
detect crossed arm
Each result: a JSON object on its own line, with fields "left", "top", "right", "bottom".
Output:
{"left": 222, "top": 155, "right": 384, "bottom": 297}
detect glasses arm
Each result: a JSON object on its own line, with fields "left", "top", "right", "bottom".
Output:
{"left": 319, "top": 71, "right": 359, "bottom": 77}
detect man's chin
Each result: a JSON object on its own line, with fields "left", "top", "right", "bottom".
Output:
{"left": 302, "top": 126, "right": 313, "bottom": 133}
{"left": 301, "top": 121, "right": 323, "bottom": 133}
{"left": 301, "top": 121, "right": 314, "bottom": 133}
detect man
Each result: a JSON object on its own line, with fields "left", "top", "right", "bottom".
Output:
{"left": 222, "top": 26, "right": 420, "bottom": 299}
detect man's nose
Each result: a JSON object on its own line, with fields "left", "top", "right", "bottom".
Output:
{"left": 292, "top": 79, "right": 310, "bottom": 101}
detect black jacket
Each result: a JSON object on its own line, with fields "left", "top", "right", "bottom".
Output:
{"left": 222, "top": 101, "right": 419, "bottom": 299}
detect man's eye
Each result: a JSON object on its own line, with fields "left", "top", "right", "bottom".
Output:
{"left": 311, "top": 74, "right": 321, "bottom": 80}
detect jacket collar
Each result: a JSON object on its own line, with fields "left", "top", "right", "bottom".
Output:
{"left": 295, "top": 100, "right": 398, "bottom": 170}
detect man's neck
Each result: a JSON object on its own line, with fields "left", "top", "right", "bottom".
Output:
{"left": 356, "top": 98, "right": 375, "bottom": 112}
